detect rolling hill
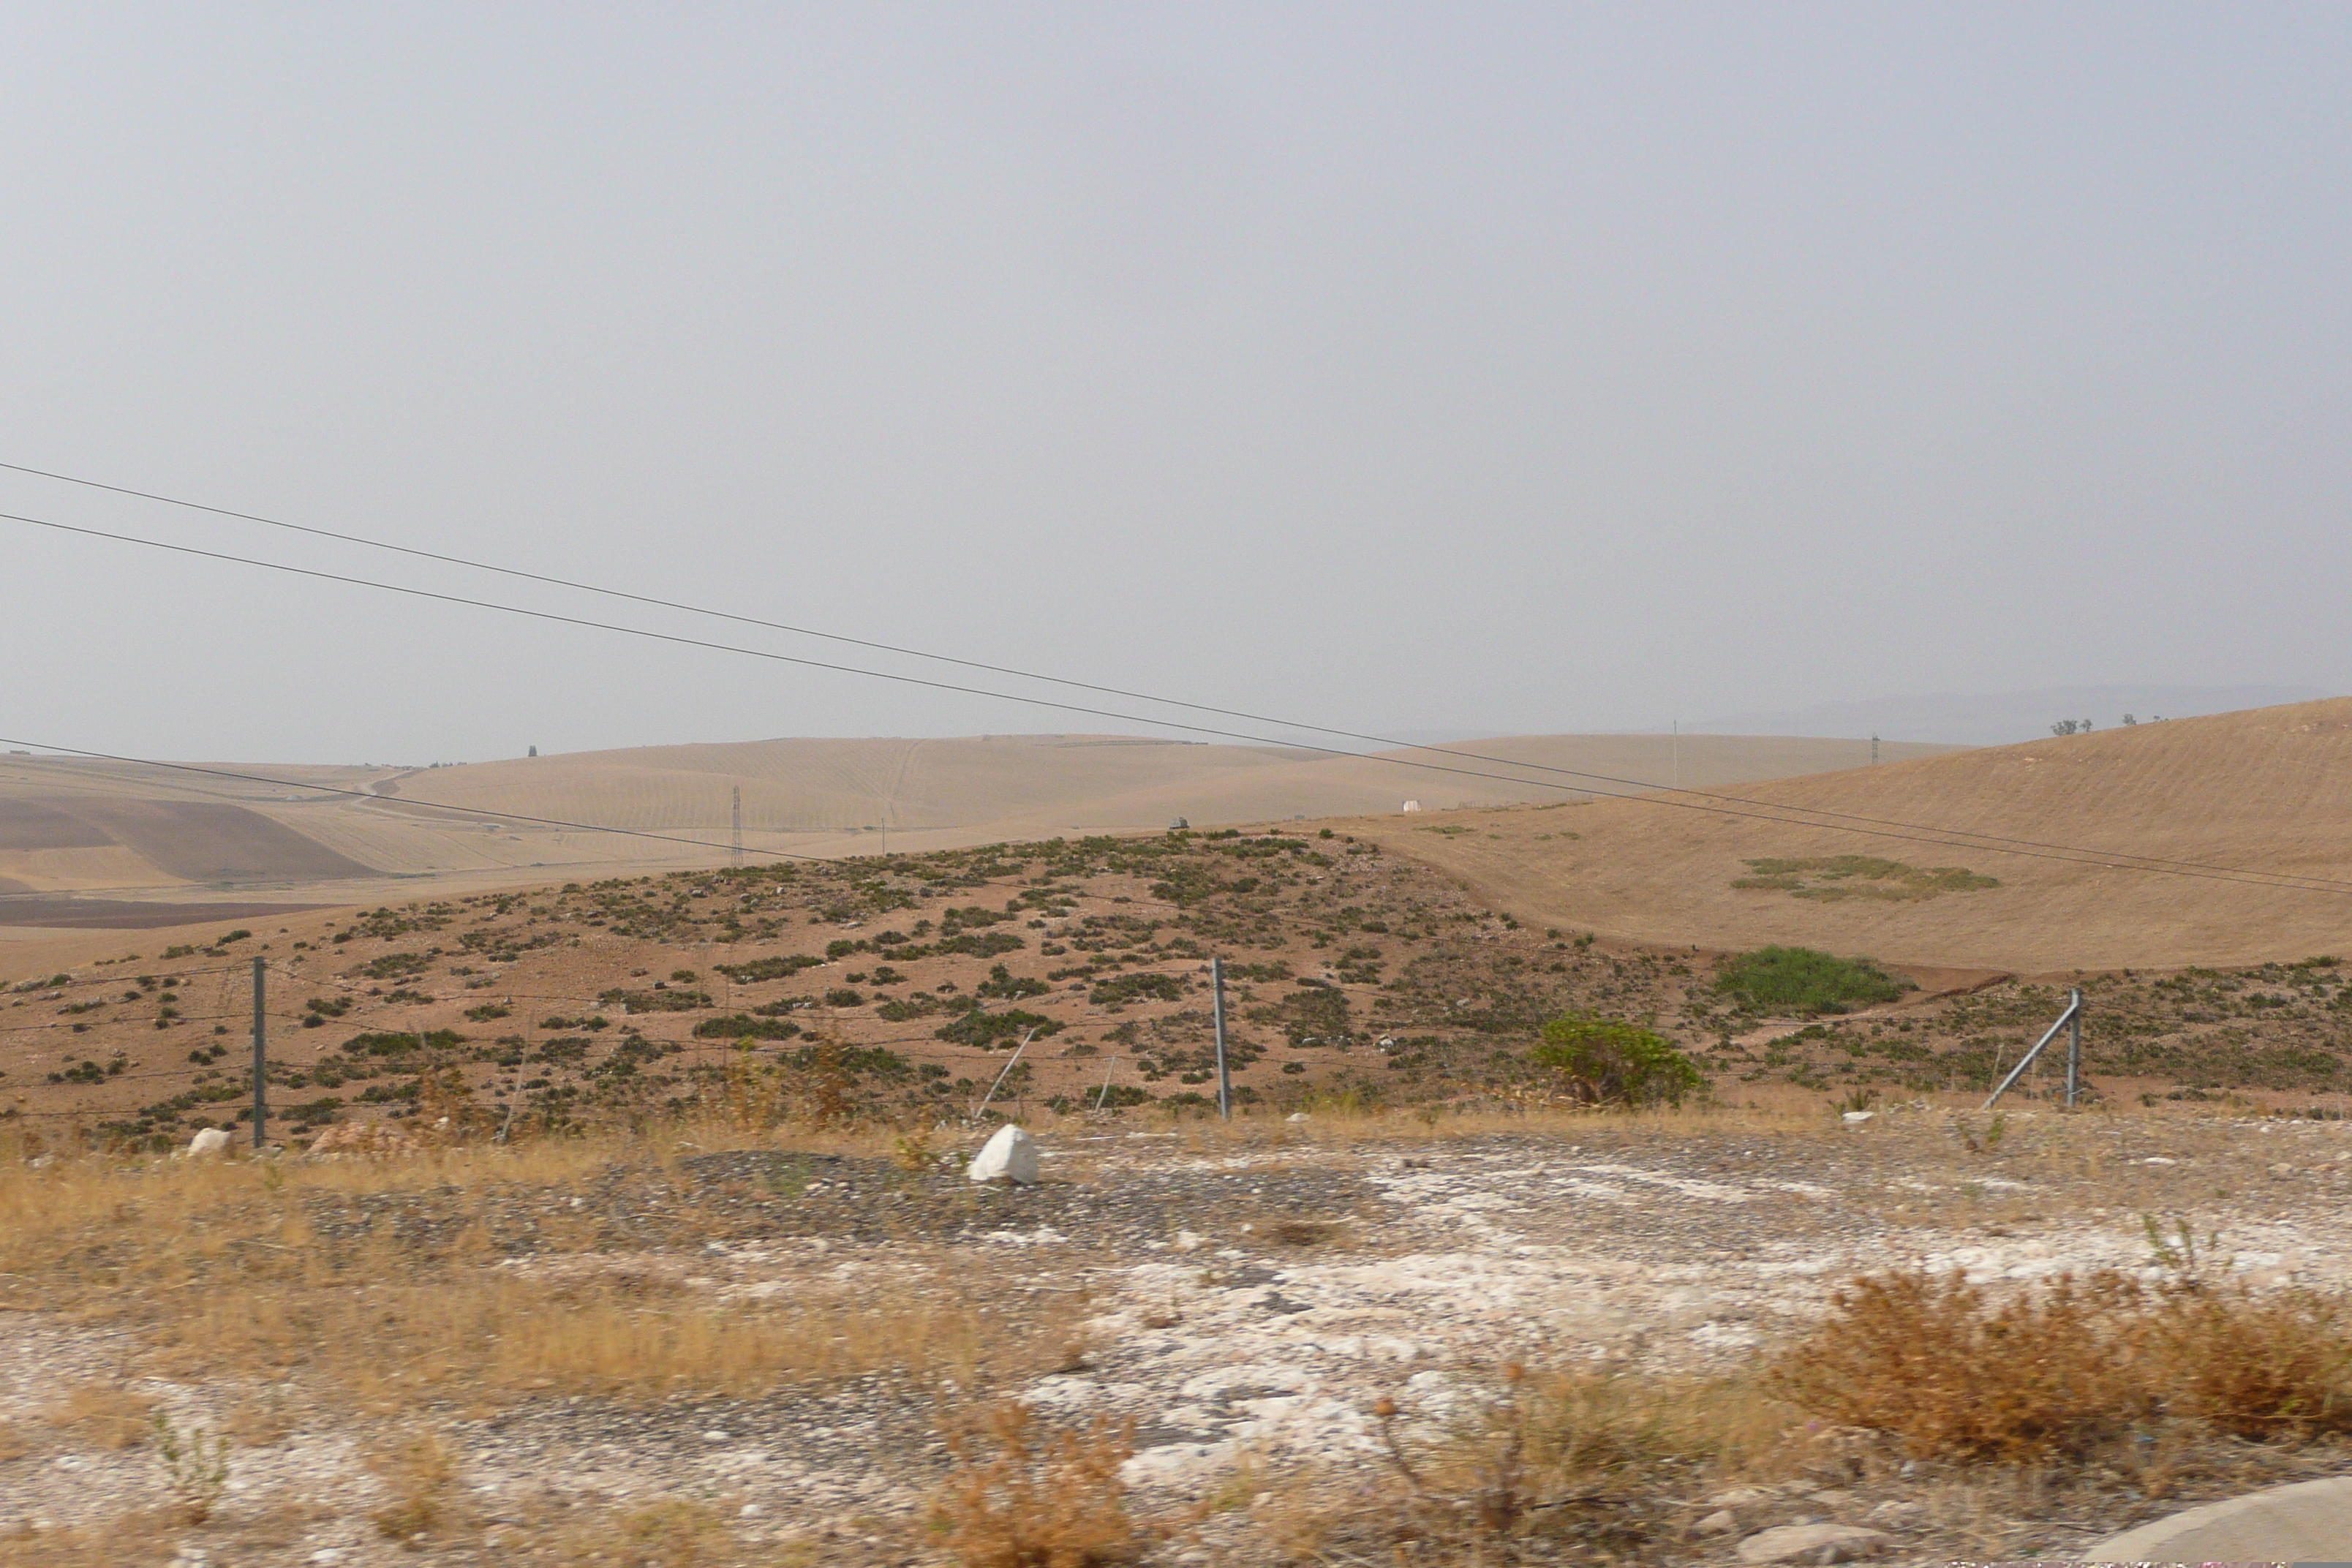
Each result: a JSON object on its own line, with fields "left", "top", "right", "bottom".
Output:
{"left": 1365, "top": 699, "right": 2352, "bottom": 973}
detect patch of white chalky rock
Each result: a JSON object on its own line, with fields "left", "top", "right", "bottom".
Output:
{"left": 1037, "top": 1147, "right": 2352, "bottom": 1500}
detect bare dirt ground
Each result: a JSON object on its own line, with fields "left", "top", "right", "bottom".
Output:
{"left": 5, "top": 1107, "right": 2352, "bottom": 1567}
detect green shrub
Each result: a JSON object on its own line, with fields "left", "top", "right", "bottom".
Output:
{"left": 1714, "top": 946, "right": 1911, "bottom": 1016}
{"left": 935, "top": 1009, "right": 1063, "bottom": 1048}
{"left": 690, "top": 1014, "right": 802, "bottom": 1041}
{"left": 714, "top": 954, "right": 823, "bottom": 983}
{"left": 977, "top": 964, "right": 1049, "bottom": 1000}
{"left": 341, "top": 1030, "right": 464, "bottom": 1057}
{"left": 1529, "top": 1015, "right": 1702, "bottom": 1107}
{"left": 1089, "top": 972, "right": 1185, "bottom": 1009}
{"left": 596, "top": 987, "right": 712, "bottom": 1014}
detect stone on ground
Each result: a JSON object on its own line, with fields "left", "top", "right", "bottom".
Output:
{"left": 1734, "top": 1523, "right": 1889, "bottom": 1564}
{"left": 186, "top": 1128, "right": 232, "bottom": 1158}
{"left": 967, "top": 1123, "right": 1039, "bottom": 1185}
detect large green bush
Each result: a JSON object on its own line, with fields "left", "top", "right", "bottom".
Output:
{"left": 1529, "top": 1015, "right": 1702, "bottom": 1107}
{"left": 1714, "top": 946, "right": 1911, "bottom": 1016}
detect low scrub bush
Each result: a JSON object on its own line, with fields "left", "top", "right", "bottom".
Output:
{"left": 1529, "top": 1015, "right": 1701, "bottom": 1107}
{"left": 936, "top": 1009, "right": 1063, "bottom": 1048}
{"left": 935, "top": 1403, "right": 1137, "bottom": 1568}
{"left": 976, "top": 964, "right": 1049, "bottom": 1001}
{"left": 1715, "top": 946, "right": 1911, "bottom": 1016}
{"left": 596, "top": 987, "right": 711, "bottom": 1014}
{"left": 1772, "top": 1266, "right": 2352, "bottom": 1459}
{"left": 1088, "top": 971, "right": 1184, "bottom": 1009}
{"left": 690, "top": 1014, "right": 802, "bottom": 1041}
{"left": 713, "top": 954, "right": 823, "bottom": 984}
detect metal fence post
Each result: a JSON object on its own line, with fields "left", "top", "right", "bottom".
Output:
{"left": 2066, "top": 987, "right": 2082, "bottom": 1107}
{"left": 250, "top": 956, "right": 267, "bottom": 1149}
{"left": 1985, "top": 990, "right": 2085, "bottom": 1110}
{"left": 1212, "top": 955, "right": 1232, "bottom": 1121}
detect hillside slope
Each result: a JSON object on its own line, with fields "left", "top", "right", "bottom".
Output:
{"left": 1368, "top": 700, "right": 2352, "bottom": 972}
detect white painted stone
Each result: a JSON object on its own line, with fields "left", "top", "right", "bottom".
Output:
{"left": 1286, "top": 1112, "right": 1310, "bottom": 1123}
{"left": 1734, "top": 1523, "right": 1888, "bottom": 1564}
{"left": 186, "top": 1128, "right": 233, "bottom": 1158}
{"left": 1842, "top": 1111, "right": 1874, "bottom": 1125}
{"left": 967, "top": 1124, "right": 1040, "bottom": 1185}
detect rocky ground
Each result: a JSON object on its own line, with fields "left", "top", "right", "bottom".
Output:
{"left": 8, "top": 1105, "right": 2352, "bottom": 1566}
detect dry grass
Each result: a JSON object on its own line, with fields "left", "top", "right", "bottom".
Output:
{"left": 38, "top": 1382, "right": 152, "bottom": 1450}
{"left": 366, "top": 1429, "right": 461, "bottom": 1541}
{"left": 0, "top": 1509, "right": 181, "bottom": 1568}
{"left": 1272, "top": 1362, "right": 1801, "bottom": 1563}
{"left": 1772, "top": 1265, "right": 2352, "bottom": 1459}
{"left": 0, "top": 1124, "right": 1060, "bottom": 1422}
{"left": 935, "top": 1403, "right": 1139, "bottom": 1568}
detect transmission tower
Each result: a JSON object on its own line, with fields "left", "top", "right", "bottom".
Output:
{"left": 730, "top": 785, "right": 743, "bottom": 868}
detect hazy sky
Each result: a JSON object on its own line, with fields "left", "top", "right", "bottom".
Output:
{"left": 4, "top": 4, "right": 2348, "bottom": 764}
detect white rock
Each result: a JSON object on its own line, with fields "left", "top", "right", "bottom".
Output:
{"left": 967, "top": 1124, "right": 1039, "bottom": 1185}
{"left": 186, "top": 1128, "right": 233, "bottom": 1158}
{"left": 1286, "top": 1112, "right": 1310, "bottom": 1123}
{"left": 738, "top": 1504, "right": 764, "bottom": 1518}
{"left": 1734, "top": 1523, "right": 1888, "bottom": 1564}
{"left": 1695, "top": 1508, "right": 1738, "bottom": 1535}
{"left": 1842, "top": 1111, "right": 1873, "bottom": 1124}
{"left": 1173, "top": 1229, "right": 1209, "bottom": 1252}
{"left": 1706, "top": 1487, "right": 1774, "bottom": 1507}
{"left": 1862, "top": 1500, "right": 1923, "bottom": 1524}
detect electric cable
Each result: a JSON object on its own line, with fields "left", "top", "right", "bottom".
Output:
{"left": 10, "top": 505, "right": 2352, "bottom": 897}
{"left": 7, "top": 462, "right": 2339, "bottom": 892}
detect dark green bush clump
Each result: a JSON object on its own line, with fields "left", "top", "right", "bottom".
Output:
{"left": 691, "top": 1014, "right": 803, "bottom": 1041}
{"left": 1088, "top": 972, "right": 1185, "bottom": 1009}
{"left": 1529, "top": 1015, "right": 1702, "bottom": 1107}
{"left": 977, "top": 964, "right": 1050, "bottom": 1000}
{"left": 714, "top": 954, "right": 823, "bottom": 983}
{"left": 935, "top": 1009, "right": 1063, "bottom": 1048}
{"left": 1715, "top": 946, "right": 1911, "bottom": 1016}
{"left": 341, "top": 1029, "right": 464, "bottom": 1057}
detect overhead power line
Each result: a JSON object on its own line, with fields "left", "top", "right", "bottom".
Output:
{"left": 4, "top": 502, "right": 2351, "bottom": 900}
{"left": 8, "top": 460, "right": 2329, "bottom": 889}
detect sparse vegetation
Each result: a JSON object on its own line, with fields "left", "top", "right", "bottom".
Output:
{"left": 1716, "top": 944, "right": 1912, "bottom": 1016}
{"left": 1733, "top": 853, "right": 1998, "bottom": 901}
